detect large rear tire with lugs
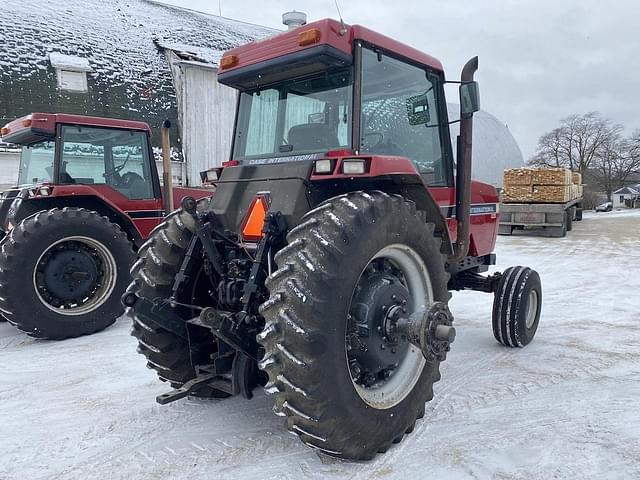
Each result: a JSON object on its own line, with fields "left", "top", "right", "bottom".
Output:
{"left": 0, "top": 208, "right": 135, "bottom": 339}
{"left": 258, "top": 191, "right": 450, "bottom": 460}
{"left": 128, "top": 199, "right": 228, "bottom": 397}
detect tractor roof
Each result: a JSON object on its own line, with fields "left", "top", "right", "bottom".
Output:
{"left": 218, "top": 18, "right": 443, "bottom": 89}
{"left": 1, "top": 113, "right": 151, "bottom": 145}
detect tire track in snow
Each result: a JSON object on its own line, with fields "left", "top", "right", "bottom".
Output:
{"left": 357, "top": 346, "right": 628, "bottom": 479}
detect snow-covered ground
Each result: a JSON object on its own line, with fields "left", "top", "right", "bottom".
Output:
{"left": 1, "top": 210, "right": 639, "bottom": 479}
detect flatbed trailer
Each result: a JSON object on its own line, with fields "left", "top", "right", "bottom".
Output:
{"left": 499, "top": 198, "right": 583, "bottom": 237}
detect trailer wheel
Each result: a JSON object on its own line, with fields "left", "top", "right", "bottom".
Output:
{"left": 498, "top": 225, "right": 514, "bottom": 235}
{"left": 492, "top": 266, "right": 542, "bottom": 347}
{"left": 259, "top": 191, "right": 450, "bottom": 460}
{"left": 0, "top": 208, "right": 135, "bottom": 339}
{"left": 575, "top": 207, "right": 583, "bottom": 221}
{"left": 128, "top": 198, "right": 229, "bottom": 398}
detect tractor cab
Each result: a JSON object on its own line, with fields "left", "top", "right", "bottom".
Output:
{"left": 224, "top": 26, "right": 453, "bottom": 189}
{"left": 2, "top": 113, "right": 158, "bottom": 197}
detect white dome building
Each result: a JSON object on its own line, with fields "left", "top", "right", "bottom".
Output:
{"left": 448, "top": 104, "right": 524, "bottom": 187}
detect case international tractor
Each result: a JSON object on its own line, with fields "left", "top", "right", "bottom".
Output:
{"left": 0, "top": 114, "right": 210, "bottom": 339}
{"left": 124, "top": 18, "right": 543, "bottom": 459}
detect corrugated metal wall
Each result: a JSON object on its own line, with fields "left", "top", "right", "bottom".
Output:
{"left": 180, "top": 63, "right": 237, "bottom": 185}
{"left": 0, "top": 153, "right": 20, "bottom": 189}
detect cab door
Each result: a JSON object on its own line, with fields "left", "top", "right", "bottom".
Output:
{"left": 57, "top": 124, "right": 164, "bottom": 239}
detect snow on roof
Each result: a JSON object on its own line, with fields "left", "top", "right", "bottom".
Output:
{"left": 613, "top": 186, "right": 640, "bottom": 195}
{"left": 152, "top": 40, "right": 226, "bottom": 67}
{"left": 0, "top": 0, "right": 276, "bottom": 89}
{"left": 48, "top": 53, "right": 92, "bottom": 72}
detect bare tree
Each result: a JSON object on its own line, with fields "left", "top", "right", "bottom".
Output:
{"left": 593, "top": 130, "right": 640, "bottom": 200}
{"left": 529, "top": 112, "right": 619, "bottom": 175}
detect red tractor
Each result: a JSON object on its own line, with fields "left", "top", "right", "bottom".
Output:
{"left": 124, "top": 19, "right": 543, "bottom": 459}
{"left": 0, "top": 113, "right": 210, "bottom": 339}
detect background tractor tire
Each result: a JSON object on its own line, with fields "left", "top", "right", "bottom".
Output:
{"left": 128, "top": 198, "right": 227, "bottom": 397}
{"left": 0, "top": 208, "right": 134, "bottom": 339}
{"left": 258, "top": 191, "right": 450, "bottom": 460}
{"left": 492, "top": 266, "right": 542, "bottom": 347}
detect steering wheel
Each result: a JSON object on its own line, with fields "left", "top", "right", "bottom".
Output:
{"left": 103, "top": 153, "right": 131, "bottom": 183}
{"left": 120, "top": 171, "right": 145, "bottom": 188}
{"left": 361, "top": 132, "right": 384, "bottom": 151}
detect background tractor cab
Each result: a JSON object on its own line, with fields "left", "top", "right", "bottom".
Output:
{"left": 0, "top": 113, "right": 211, "bottom": 340}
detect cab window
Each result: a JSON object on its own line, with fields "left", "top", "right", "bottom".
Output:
{"left": 60, "top": 126, "right": 154, "bottom": 200}
{"left": 360, "top": 47, "right": 448, "bottom": 185}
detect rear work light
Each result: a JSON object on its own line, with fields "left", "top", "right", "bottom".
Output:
{"left": 241, "top": 195, "right": 269, "bottom": 242}
{"left": 314, "top": 159, "right": 333, "bottom": 174}
{"left": 297, "top": 28, "right": 321, "bottom": 46}
{"left": 342, "top": 159, "right": 366, "bottom": 175}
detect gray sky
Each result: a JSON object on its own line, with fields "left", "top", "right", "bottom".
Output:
{"left": 158, "top": 0, "right": 640, "bottom": 159}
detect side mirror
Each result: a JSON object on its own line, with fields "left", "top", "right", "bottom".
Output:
{"left": 406, "top": 92, "right": 431, "bottom": 126}
{"left": 459, "top": 81, "right": 480, "bottom": 115}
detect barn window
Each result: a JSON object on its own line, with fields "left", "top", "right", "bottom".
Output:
{"left": 49, "top": 53, "right": 92, "bottom": 93}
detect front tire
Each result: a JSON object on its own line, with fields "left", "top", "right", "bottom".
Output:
{"left": 492, "top": 266, "right": 542, "bottom": 347}
{"left": 258, "top": 191, "right": 450, "bottom": 459}
{"left": 0, "top": 208, "right": 134, "bottom": 339}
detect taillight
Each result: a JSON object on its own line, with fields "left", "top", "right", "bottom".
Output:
{"left": 241, "top": 195, "right": 269, "bottom": 242}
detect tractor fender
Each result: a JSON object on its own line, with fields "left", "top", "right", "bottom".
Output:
{"left": 311, "top": 176, "right": 453, "bottom": 255}
{"left": 10, "top": 195, "right": 144, "bottom": 247}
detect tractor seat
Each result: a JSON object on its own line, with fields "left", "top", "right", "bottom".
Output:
{"left": 287, "top": 124, "right": 340, "bottom": 151}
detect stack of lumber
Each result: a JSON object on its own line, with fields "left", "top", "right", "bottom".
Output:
{"left": 503, "top": 167, "right": 582, "bottom": 203}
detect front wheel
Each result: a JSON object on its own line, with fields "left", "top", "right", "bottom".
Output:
{"left": 258, "top": 191, "right": 450, "bottom": 460}
{"left": 0, "top": 208, "right": 135, "bottom": 339}
{"left": 492, "top": 266, "right": 542, "bottom": 347}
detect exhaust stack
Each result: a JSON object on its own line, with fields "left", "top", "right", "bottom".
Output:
{"left": 450, "top": 56, "right": 479, "bottom": 262}
{"left": 160, "top": 119, "right": 174, "bottom": 212}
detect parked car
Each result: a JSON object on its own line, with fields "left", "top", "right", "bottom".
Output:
{"left": 595, "top": 201, "right": 613, "bottom": 212}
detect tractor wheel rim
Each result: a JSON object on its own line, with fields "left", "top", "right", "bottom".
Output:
{"left": 525, "top": 289, "right": 539, "bottom": 329}
{"left": 346, "top": 244, "right": 431, "bottom": 410}
{"left": 33, "top": 236, "right": 117, "bottom": 316}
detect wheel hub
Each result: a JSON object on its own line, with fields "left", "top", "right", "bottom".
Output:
{"left": 348, "top": 272, "right": 413, "bottom": 386}
{"left": 35, "top": 240, "right": 105, "bottom": 308}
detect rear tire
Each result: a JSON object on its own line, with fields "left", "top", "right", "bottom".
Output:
{"left": 566, "top": 210, "right": 573, "bottom": 231}
{"left": 0, "top": 208, "right": 134, "bottom": 339}
{"left": 258, "top": 191, "right": 450, "bottom": 459}
{"left": 575, "top": 206, "right": 583, "bottom": 221}
{"left": 128, "top": 198, "right": 228, "bottom": 397}
{"left": 492, "top": 266, "right": 542, "bottom": 347}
